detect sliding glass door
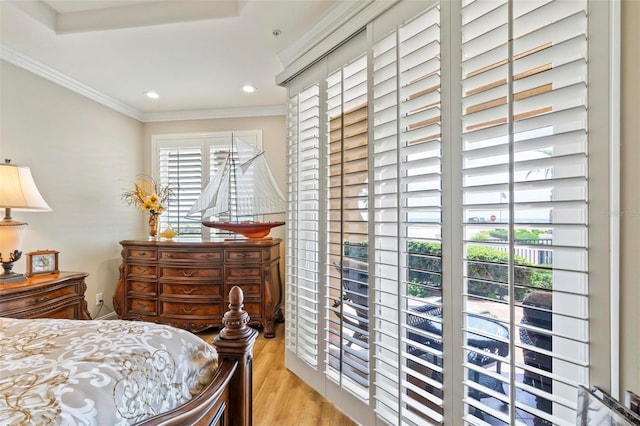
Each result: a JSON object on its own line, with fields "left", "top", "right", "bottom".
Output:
{"left": 284, "top": 1, "right": 615, "bottom": 424}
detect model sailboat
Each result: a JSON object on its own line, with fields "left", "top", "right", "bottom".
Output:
{"left": 187, "top": 135, "right": 286, "bottom": 238}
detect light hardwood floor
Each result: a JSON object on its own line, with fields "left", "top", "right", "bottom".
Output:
{"left": 200, "top": 323, "right": 356, "bottom": 426}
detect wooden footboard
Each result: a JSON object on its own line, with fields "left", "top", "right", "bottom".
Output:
{"left": 136, "top": 286, "right": 258, "bottom": 426}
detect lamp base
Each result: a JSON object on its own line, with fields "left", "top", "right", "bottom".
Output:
{"left": 0, "top": 255, "right": 27, "bottom": 284}
{"left": 0, "top": 270, "right": 27, "bottom": 284}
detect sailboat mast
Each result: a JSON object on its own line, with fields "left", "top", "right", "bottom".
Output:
{"left": 229, "top": 135, "right": 238, "bottom": 223}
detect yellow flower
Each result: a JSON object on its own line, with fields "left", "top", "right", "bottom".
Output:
{"left": 122, "top": 175, "right": 174, "bottom": 216}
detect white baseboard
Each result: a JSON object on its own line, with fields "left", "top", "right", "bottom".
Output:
{"left": 95, "top": 312, "right": 118, "bottom": 320}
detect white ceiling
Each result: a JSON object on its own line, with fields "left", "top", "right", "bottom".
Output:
{"left": 0, "top": 0, "right": 337, "bottom": 121}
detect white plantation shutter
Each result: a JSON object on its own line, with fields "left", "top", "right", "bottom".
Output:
{"left": 158, "top": 146, "right": 202, "bottom": 236}
{"left": 372, "top": 6, "right": 444, "bottom": 425}
{"left": 325, "top": 54, "right": 370, "bottom": 400}
{"left": 460, "top": 0, "right": 592, "bottom": 424}
{"left": 286, "top": 83, "right": 322, "bottom": 369}
{"left": 152, "top": 131, "right": 262, "bottom": 238}
{"left": 282, "top": 1, "right": 615, "bottom": 425}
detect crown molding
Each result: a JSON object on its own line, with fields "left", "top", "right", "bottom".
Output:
{"left": 1, "top": 44, "right": 145, "bottom": 121}
{"left": 142, "top": 105, "right": 286, "bottom": 122}
{"left": 1, "top": 44, "right": 286, "bottom": 122}
{"left": 55, "top": 0, "right": 238, "bottom": 34}
{"left": 276, "top": 0, "right": 375, "bottom": 68}
{"left": 276, "top": 0, "right": 399, "bottom": 86}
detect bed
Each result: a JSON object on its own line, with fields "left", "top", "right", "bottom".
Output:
{"left": 0, "top": 286, "right": 257, "bottom": 426}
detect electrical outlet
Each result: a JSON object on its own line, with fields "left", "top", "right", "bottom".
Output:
{"left": 96, "top": 293, "right": 104, "bottom": 306}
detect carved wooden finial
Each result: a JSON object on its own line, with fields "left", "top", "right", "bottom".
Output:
{"left": 219, "top": 285, "right": 252, "bottom": 339}
{"left": 229, "top": 285, "right": 243, "bottom": 308}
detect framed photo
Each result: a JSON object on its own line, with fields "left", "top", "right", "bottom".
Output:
{"left": 26, "top": 250, "right": 59, "bottom": 277}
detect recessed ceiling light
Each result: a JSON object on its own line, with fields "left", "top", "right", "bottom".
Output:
{"left": 145, "top": 91, "right": 159, "bottom": 99}
{"left": 242, "top": 85, "right": 256, "bottom": 93}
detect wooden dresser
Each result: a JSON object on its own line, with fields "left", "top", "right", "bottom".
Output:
{"left": 114, "top": 238, "right": 282, "bottom": 338}
{"left": 0, "top": 272, "right": 91, "bottom": 319}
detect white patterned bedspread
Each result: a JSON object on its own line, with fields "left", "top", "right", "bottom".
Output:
{"left": 0, "top": 317, "right": 218, "bottom": 425}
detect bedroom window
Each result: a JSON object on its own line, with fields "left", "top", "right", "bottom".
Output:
{"left": 151, "top": 130, "right": 262, "bottom": 238}
{"left": 282, "top": 0, "right": 616, "bottom": 424}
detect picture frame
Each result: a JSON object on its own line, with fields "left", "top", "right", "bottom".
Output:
{"left": 25, "top": 250, "right": 60, "bottom": 277}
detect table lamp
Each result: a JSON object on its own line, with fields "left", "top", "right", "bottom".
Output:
{"left": 0, "top": 159, "right": 51, "bottom": 283}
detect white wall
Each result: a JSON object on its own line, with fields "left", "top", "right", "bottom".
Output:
{"left": 0, "top": 60, "right": 143, "bottom": 318}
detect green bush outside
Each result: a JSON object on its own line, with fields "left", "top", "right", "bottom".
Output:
{"left": 343, "top": 239, "right": 552, "bottom": 300}
{"left": 472, "top": 228, "right": 547, "bottom": 241}
{"left": 407, "top": 241, "right": 442, "bottom": 298}
{"left": 466, "top": 245, "right": 552, "bottom": 300}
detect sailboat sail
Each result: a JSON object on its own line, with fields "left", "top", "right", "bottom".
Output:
{"left": 187, "top": 135, "right": 286, "bottom": 223}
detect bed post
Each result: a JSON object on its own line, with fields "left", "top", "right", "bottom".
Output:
{"left": 214, "top": 286, "right": 258, "bottom": 426}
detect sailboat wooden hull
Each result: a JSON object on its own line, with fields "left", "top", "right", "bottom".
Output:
{"left": 202, "top": 221, "right": 285, "bottom": 239}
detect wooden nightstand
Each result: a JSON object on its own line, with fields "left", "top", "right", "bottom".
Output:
{"left": 0, "top": 272, "right": 91, "bottom": 319}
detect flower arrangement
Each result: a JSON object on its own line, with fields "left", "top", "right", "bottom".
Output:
{"left": 121, "top": 175, "right": 173, "bottom": 216}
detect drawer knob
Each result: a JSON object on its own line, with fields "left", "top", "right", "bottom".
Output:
{"left": 36, "top": 296, "right": 49, "bottom": 303}
{"left": 181, "top": 288, "right": 196, "bottom": 294}
{"left": 139, "top": 252, "right": 147, "bottom": 256}
{"left": 181, "top": 306, "right": 195, "bottom": 314}
{"left": 180, "top": 269, "right": 194, "bottom": 277}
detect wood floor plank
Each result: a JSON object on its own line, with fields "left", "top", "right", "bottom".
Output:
{"left": 199, "top": 323, "right": 355, "bottom": 426}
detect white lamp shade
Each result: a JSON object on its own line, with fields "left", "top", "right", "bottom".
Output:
{"left": 0, "top": 163, "right": 51, "bottom": 210}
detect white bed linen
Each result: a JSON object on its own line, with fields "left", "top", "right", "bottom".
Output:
{"left": 0, "top": 317, "right": 218, "bottom": 426}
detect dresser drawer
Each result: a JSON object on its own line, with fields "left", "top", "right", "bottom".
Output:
{"left": 36, "top": 304, "right": 78, "bottom": 320}
{"left": 242, "top": 300, "right": 263, "bottom": 320}
{"left": 161, "top": 301, "right": 225, "bottom": 317}
{"left": 127, "top": 264, "right": 157, "bottom": 277}
{"left": 225, "top": 283, "right": 262, "bottom": 297}
{"left": 128, "top": 298, "right": 157, "bottom": 314}
{"left": 160, "top": 250, "right": 222, "bottom": 262}
{"left": 225, "top": 250, "right": 262, "bottom": 262}
{"left": 160, "top": 267, "right": 222, "bottom": 280}
{"left": 161, "top": 283, "right": 223, "bottom": 298}
{"left": 127, "top": 280, "right": 157, "bottom": 295}
{"left": 0, "top": 284, "right": 79, "bottom": 313}
{"left": 159, "top": 316, "right": 224, "bottom": 332}
{"left": 126, "top": 248, "right": 157, "bottom": 260}
{"left": 225, "top": 266, "right": 262, "bottom": 280}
